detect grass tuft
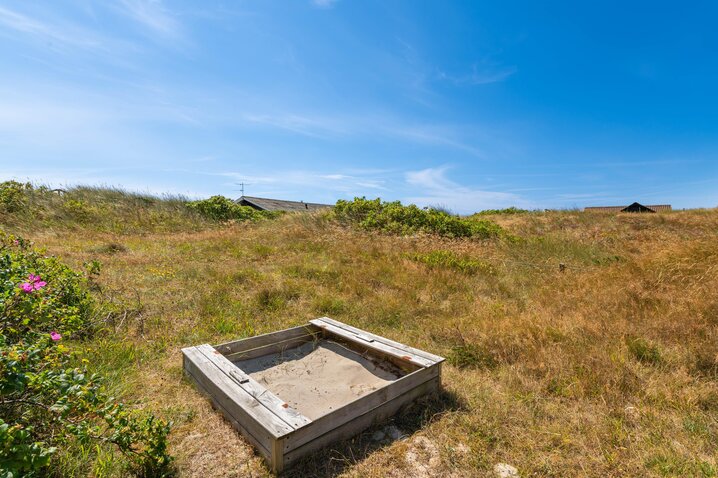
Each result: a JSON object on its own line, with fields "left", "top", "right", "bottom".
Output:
{"left": 409, "top": 250, "right": 495, "bottom": 275}
{"left": 626, "top": 337, "right": 663, "bottom": 365}
{"left": 447, "top": 343, "right": 497, "bottom": 369}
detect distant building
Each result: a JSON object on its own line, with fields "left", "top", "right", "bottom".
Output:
{"left": 236, "top": 196, "right": 332, "bottom": 212}
{"left": 584, "top": 202, "right": 672, "bottom": 213}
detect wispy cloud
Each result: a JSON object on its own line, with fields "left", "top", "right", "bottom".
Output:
{"left": 404, "top": 166, "right": 531, "bottom": 213}
{"left": 242, "top": 113, "right": 350, "bottom": 138}
{"left": 310, "top": 0, "right": 339, "bottom": 9}
{"left": 215, "top": 168, "right": 391, "bottom": 198}
{"left": 239, "top": 110, "right": 487, "bottom": 156}
{"left": 437, "top": 63, "right": 517, "bottom": 86}
{"left": 383, "top": 124, "right": 486, "bottom": 158}
{"left": 116, "top": 0, "right": 181, "bottom": 39}
{"left": 0, "top": 6, "right": 102, "bottom": 50}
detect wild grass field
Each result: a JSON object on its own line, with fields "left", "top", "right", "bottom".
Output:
{"left": 2, "top": 185, "right": 718, "bottom": 477}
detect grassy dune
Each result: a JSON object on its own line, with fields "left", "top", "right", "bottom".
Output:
{"left": 2, "top": 187, "right": 717, "bottom": 477}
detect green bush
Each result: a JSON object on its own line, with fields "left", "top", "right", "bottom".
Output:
{"left": 0, "top": 238, "right": 95, "bottom": 343}
{"left": 334, "top": 197, "right": 503, "bottom": 238}
{"left": 0, "top": 233, "right": 174, "bottom": 477}
{"left": 0, "top": 181, "right": 33, "bottom": 213}
{"left": 474, "top": 206, "right": 529, "bottom": 215}
{"left": 409, "top": 250, "right": 495, "bottom": 275}
{"left": 187, "top": 196, "right": 278, "bottom": 222}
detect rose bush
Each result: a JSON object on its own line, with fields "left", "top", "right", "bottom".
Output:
{"left": 0, "top": 233, "right": 173, "bottom": 477}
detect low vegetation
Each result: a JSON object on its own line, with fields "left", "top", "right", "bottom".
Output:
{"left": 473, "top": 206, "right": 530, "bottom": 215}
{"left": 334, "top": 197, "right": 504, "bottom": 238}
{"left": 0, "top": 181, "right": 208, "bottom": 234}
{"left": 0, "top": 233, "right": 173, "bottom": 477}
{"left": 1, "top": 185, "right": 717, "bottom": 477}
{"left": 0, "top": 182, "right": 276, "bottom": 235}
{"left": 408, "top": 250, "right": 495, "bottom": 275}
{"left": 187, "top": 196, "right": 279, "bottom": 222}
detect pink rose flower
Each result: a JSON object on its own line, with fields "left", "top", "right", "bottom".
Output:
{"left": 50, "top": 331, "right": 62, "bottom": 341}
{"left": 21, "top": 274, "right": 47, "bottom": 291}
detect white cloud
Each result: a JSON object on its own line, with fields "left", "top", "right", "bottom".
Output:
{"left": 405, "top": 166, "right": 456, "bottom": 191}
{"left": 405, "top": 166, "right": 531, "bottom": 214}
{"left": 242, "top": 113, "right": 349, "bottom": 138}
{"left": 356, "top": 181, "right": 387, "bottom": 190}
{"left": 239, "top": 111, "right": 486, "bottom": 156}
{"left": 215, "top": 168, "right": 392, "bottom": 199}
{"left": 311, "top": 0, "right": 338, "bottom": 9}
{"left": 116, "top": 0, "right": 181, "bottom": 39}
{"left": 438, "top": 64, "right": 517, "bottom": 86}
{"left": 0, "top": 5, "right": 103, "bottom": 50}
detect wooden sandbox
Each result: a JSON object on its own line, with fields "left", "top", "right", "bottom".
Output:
{"left": 182, "top": 317, "right": 444, "bottom": 473}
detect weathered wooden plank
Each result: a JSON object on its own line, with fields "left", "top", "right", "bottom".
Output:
{"left": 322, "top": 336, "right": 420, "bottom": 374}
{"left": 182, "top": 346, "right": 293, "bottom": 439}
{"left": 215, "top": 325, "right": 322, "bottom": 356}
{"left": 196, "top": 344, "right": 312, "bottom": 430}
{"left": 283, "top": 376, "right": 441, "bottom": 467}
{"left": 310, "top": 319, "right": 436, "bottom": 368}
{"left": 184, "top": 319, "right": 445, "bottom": 472}
{"left": 184, "top": 359, "right": 273, "bottom": 461}
{"left": 316, "top": 316, "right": 445, "bottom": 364}
{"left": 271, "top": 437, "right": 285, "bottom": 474}
{"left": 283, "top": 364, "right": 439, "bottom": 451}
{"left": 224, "top": 334, "right": 320, "bottom": 361}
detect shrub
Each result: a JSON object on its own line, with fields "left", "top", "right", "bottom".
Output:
{"left": 0, "top": 181, "right": 33, "bottom": 213}
{"left": 474, "top": 207, "right": 529, "bottom": 215}
{"left": 409, "top": 250, "right": 495, "bottom": 275}
{"left": 0, "top": 237, "right": 95, "bottom": 342}
{"left": 0, "top": 233, "right": 174, "bottom": 477}
{"left": 61, "top": 198, "right": 94, "bottom": 222}
{"left": 334, "top": 197, "right": 503, "bottom": 239}
{"left": 187, "top": 196, "right": 278, "bottom": 222}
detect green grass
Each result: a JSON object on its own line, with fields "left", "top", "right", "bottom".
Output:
{"left": 409, "top": 250, "right": 496, "bottom": 275}
{"left": 447, "top": 343, "right": 497, "bottom": 369}
{"left": 0, "top": 183, "right": 211, "bottom": 234}
{"left": 2, "top": 186, "right": 718, "bottom": 477}
{"left": 626, "top": 337, "right": 663, "bottom": 365}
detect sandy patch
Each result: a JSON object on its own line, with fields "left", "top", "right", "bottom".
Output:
{"left": 234, "top": 340, "right": 404, "bottom": 420}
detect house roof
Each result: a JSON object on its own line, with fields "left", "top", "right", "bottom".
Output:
{"left": 236, "top": 196, "right": 333, "bottom": 212}
{"left": 584, "top": 203, "right": 672, "bottom": 213}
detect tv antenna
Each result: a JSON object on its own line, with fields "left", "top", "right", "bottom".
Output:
{"left": 234, "top": 182, "right": 251, "bottom": 196}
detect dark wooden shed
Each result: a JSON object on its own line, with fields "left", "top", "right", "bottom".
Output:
{"left": 621, "top": 202, "right": 656, "bottom": 213}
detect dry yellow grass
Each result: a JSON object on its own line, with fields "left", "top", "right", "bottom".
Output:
{"left": 6, "top": 207, "right": 718, "bottom": 477}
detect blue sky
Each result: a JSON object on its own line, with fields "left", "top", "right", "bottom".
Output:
{"left": 1, "top": 1, "right": 717, "bottom": 212}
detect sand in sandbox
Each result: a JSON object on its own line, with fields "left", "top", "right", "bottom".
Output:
{"left": 233, "top": 340, "right": 405, "bottom": 420}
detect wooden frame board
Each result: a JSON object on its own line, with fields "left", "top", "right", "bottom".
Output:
{"left": 182, "top": 317, "right": 444, "bottom": 473}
